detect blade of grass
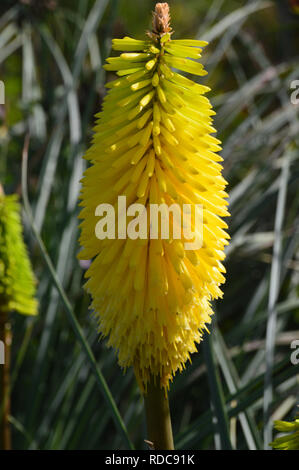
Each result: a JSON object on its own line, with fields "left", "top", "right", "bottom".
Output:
{"left": 202, "top": 328, "right": 233, "bottom": 450}
{"left": 176, "top": 355, "right": 299, "bottom": 449}
{"left": 72, "top": 0, "right": 109, "bottom": 82}
{"left": 263, "top": 150, "right": 290, "bottom": 448}
{"left": 0, "top": 35, "right": 22, "bottom": 64}
{"left": 213, "top": 326, "right": 261, "bottom": 449}
{"left": 199, "top": 1, "right": 272, "bottom": 43}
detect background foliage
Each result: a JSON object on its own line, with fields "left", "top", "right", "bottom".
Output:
{"left": 0, "top": 0, "right": 298, "bottom": 450}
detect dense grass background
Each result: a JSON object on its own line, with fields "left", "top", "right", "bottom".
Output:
{"left": 0, "top": 0, "right": 298, "bottom": 450}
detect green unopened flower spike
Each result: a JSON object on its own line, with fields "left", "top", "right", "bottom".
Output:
{"left": 0, "top": 184, "right": 38, "bottom": 450}
{"left": 0, "top": 187, "right": 38, "bottom": 316}
{"left": 270, "top": 417, "right": 299, "bottom": 450}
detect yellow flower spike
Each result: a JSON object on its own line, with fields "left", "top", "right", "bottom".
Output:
{"left": 270, "top": 417, "right": 299, "bottom": 450}
{"left": 78, "top": 1, "right": 229, "bottom": 408}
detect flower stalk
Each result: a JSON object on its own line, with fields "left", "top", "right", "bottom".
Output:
{"left": 144, "top": 375, "right": 174, "bottom": 450}
{"left": 0, "top": 310, "right": 11, "bottom": 450}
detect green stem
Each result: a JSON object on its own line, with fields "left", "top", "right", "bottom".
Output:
{"left": 144, "top": 376, "right": 174, "bottom": 450}
{"left": 0, "top": 311, "right": 12, "bottom": 450}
